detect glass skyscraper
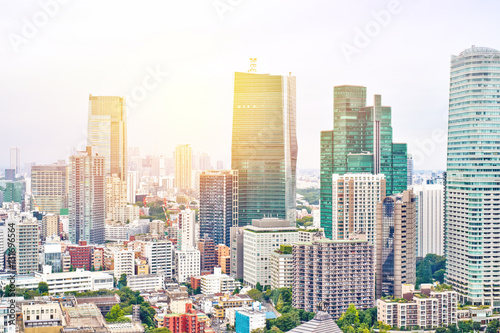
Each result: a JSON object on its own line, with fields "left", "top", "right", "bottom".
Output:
{"left": 320, "top": 85, "right": 407, "bottom": 239}
{"left": 88, "top": 94, "right": 127, "bottom": 181}
{"left": 231, "top": 72, "right": 297, "bottom": 226}
{"left": 445, "top": 46, "right": 500, "bottom": 306}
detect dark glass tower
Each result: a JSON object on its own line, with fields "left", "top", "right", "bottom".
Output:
{"left": 320, "top": 85, "right": 407, "bottom": 239}
{"left": 231, "top": 72, "right": 297, "bottom": 226}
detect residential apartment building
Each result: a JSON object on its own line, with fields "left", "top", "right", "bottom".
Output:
{"left": 200, "top": 267, "right": 240, "bottom": 295}
{"left": 376, "top": 190, "right": 417, "bottom": 298}
{"left": 145, "top": 240, "right": 173, "bottom": 279}
{"left": 113, "top": 249, "right": 135, "bottom": 278}
{"left": 127, "top": 274, "right": 164, "bottom": 292}
{"left": 176, "top": 248, "right": 201, "bottom": 283}
{"left": 31, "top": 164, "right": 68, "bottom": 214}
{"left": 16, "top": 217, "right": 39, "bottom": 275}
{"left": 271, "top": 245, "right": 293, "bottom": 289}
{"left": 41, "top": 214, "right": 59, "bottom": 240}
{"left": 292, "top": 238, "right": 375, "bottom": 319}
{"left": 243, "top": 218, "right": 298, "bottom": 288}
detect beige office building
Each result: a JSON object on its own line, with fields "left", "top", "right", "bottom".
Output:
{"left": 175, "top": 144, "right": 192, "bottom": 189}
{"left": 31, "top": 165, "right": 68, "bottom": 214}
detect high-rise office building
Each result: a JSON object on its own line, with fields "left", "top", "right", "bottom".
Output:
{"left": 127, "top": 171, "right": 137, "bottom": 204}
{"left": 198, "top": 236, "right": 217, "bottom": 274}
{"left": 199, "top": 170, "right": 238, "bottom": 247}
{"left": 412, "top": 184, "right": 444, "bottom": 257}
{"left": 292, "top": 237, "right": 375, "bottom": 319}
{"left": 376, "top": 190, "right": 416, "bottom": 299}
{"left": 231, "top": 72, "right": 297, "bottom": 226}
{"left": 331, "top": 173, "right": 385, "bottom": 247}
{"left": 320, "top": 86, "right": 408, "bottom": 239}
{"left": 68, "top": 147, "right": 105, "bottom": 244}
{"left": 10, "top": 147, "right": 20, "bottom": 174}
{"left": 175, "top": 144, "right": 193, "bottom": 189}
{"left": 407, "top": 154, "right": 414, "bottom": 186}
{"left": 445, "top": 46, "right": 500, "bottom": 306}
{"left": 178, "top": 209, "right": 197, "bottom": 251}
{"left": 87, "top": 95, "right": 127, "bottom": 181}
{"left": 31, "top": 165, "right": 68, "bottom": 214}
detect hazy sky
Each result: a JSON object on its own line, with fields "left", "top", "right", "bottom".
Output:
{"left": 1, "top": 0, "right": 499, "bottom": 172}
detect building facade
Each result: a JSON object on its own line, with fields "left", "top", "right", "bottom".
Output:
{"left": 376, "top": 190, "right": 417, "bottom": 298}
{"left": 412, "top": 184, "right": 444, "bottom": 257}
{"left": 31, "top": 165, "right": 68, "bottom": 214}
{"left": 68, "top": 147, "right": 105, "bottom": 244}
{"left": 199, "top": 170, "right": 238, "bottom": 247}
{"left": 320, "top": 86, "right": 408, "bottom": 239}
{"left": 444, "top": 46, "right": 500, "bottom": 307}
{"left": 175, "top": 144, "right": 192, "bottom": 189}
{"left": 231, "top": 72, "right": 297, "bottom": 226}
{"left": 292, "top": 238, "right": 375, "bottom": 319}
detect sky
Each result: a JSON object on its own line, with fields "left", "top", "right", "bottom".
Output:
{"left": 1, "top": 0, "right": 499, "bottom": 172}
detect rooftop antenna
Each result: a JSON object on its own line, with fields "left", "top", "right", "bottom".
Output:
{"left": 248, "top": 58, "right": 257, "bottom": 73}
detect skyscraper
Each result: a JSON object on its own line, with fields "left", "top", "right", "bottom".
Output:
{"left": 87, "top": 95, "right": 127, "bottom": 181}
{"left": 231, "top": 72, "right": 297, "bottom": 226}
{"left": 69, "top": 147, "right": 105, "bottom": 244}
{"left": 175, "top": 144, "right": 193, "bottom": 189}
{"left": 376, "top": 190, "right": 416, "bottom": 299}
{"left": 31, "top": 165, "right": 68, "bottom": 214}
{"left": 199, "top": 170, "right": 238, "bottom": 247}
{"left": 320, "top": 86, "right": 408, "bottom": 239}
{"left": 407, "top": 154, "right": 414, "bottom": 186}
{"left": 445, "top": 46, "right": 500, "bottom": 306}
{"left": 10, "top": 147, "right": 20, "bottom": 174}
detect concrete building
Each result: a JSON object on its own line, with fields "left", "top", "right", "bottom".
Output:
{"left": 376, "top": 190, "right": 417, "bottom": 298}
{"left": 128, "top": 274, "right": 165, "bottom": 291}
{"left": 41, "top": 214, "right": 59, "bottom": 240}
{"left": 10, "top": 147, "right": 20, "bottom": 174}
{"left": 21, "top": 302, "right": 66, "bottom": 332}
{"left": 292, "top": 237, "right": 375, "bottom": 319}
{"left": 31, "top": 164, "right": 68, "bottom": 214}
{"left": 198, "top": 236, "right": 217, "bottom": 274}
{"left": 113, "top": 249, "right": 135, "bottom": 278}
{"left": 243, "top": 218, "right": 298, "bottom": 288}
{"left": 412, "top": 184, "right": 444, "bottom": 257}
{"left": 230, "top": 226, "right": 244, "bottom": 279}
{"left": 178, "top": 209, "right": 197, "bottom": 251}
{"left": 235, "top": 309, "right": 266, "bottom": 333}
{"left": 297, "top": 228, "right": 325, "bottom": 243}
{"left": 127, "top": 170, "right": 138, "bottom": 204}
{"left": 199, "top": 169, "right": 238, "bottom": 246}
{"left": 43, "top": 243, "right": 63, "bottom": 273}
{"left": 68, "top": 147, "right": 105, "bottom": 244}
{"left": 145, "top": 240, "right": 173, "bottom": 279}
{"left": 106, "top": 174, "right": 127, "bottom": 220}
{"left": 175, "top": 144, "right": 192, "bottom": 189}
{"left": 113, "top": 204, "right": 140, "bottom": 224}
{"left": 377, "top": 284, "right": 458, "bottom": 329}
{"left": 150, "top": 220, "right": 166, "bottom": 237}
{"left": 16, "top": 217, "right": 39, "bottom": 275}
{"left": 331, "top": 173, "right": 385, "bottom": 247}
{"left": 200, "top": 267, "right": 240, "bottom": 295}
{"left": 176, "top": 248, "right": 200, "bottom": 283}
{"left": 216, "top": 244, "right": 231, "bottom": 274}
{"left": 271, "top": 245, "right": 293, "bottom": 289}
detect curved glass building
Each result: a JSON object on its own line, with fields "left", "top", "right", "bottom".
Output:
{"left": 445, "top": 46, "right": 500, "bottom": 307}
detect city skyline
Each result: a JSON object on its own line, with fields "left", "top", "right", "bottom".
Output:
{"left": 3, "top": 1, "right": 500, "bottom": 171}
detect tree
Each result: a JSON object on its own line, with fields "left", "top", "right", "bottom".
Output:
{"left": 106, "top": 304, "right": 130, "bottom": 322}
{"left": 251, "top": 329, "right": 265, "bottom": 333}
{"left": 486, "top": 320, "right": 500, "bottom": 333}
{"left": 118, "top": 273, "right": 127, "bottom": 287}
{"left": 37, "top": 282, "right": 49, "bottom": 294}
{"left": 337, "top": 304, "right": 360, "bottom": 331}
{"left": 276, "top": 293, "right": 284, "bottom": 311}
{"left": 194, "top": 286, "right": 201, "bottom": 295}
{"left": 147, "top": 328, "right": 172, "bottom": 333}
{"left": 473, "top": 322, "right": 481, "bottom": 332}
{"left": 247, "top": 289, "right": 263, "bottom": 301}
{"left": 256, "top": 282, "right": 263, "bottom": 292}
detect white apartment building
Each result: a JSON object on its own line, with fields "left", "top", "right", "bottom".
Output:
{"left": 6, "top": 268, "right": 113, "bottom": 294}
{"left": 15, "top": 217, "right": 39, "bottom": 275}
{"left": 176, "top": 248, "right": 200, "bottom": 283}
{"left": 377, "top": 284, "right": 458, "bottom": 329}
{"left": 113, "top": 249, "right": 135, "bottom": 278}
{"left": 332, "top": 173, "right": 385, "bottom": 247}
{"left": 114, "top": 204, "right": 140, "bottom": 224}
{"left": 105, "top": 225, "right": 130, "bottom": 241}
{"left": 411, "top": 184, "right": 444, "bottom": 256}
{"left": 235, "top": 309, "right": 266, "bottom": 333}
{"left": 145, "top": 240, "right": 173, "bottom": 279}
{"left": 127, "top": 274, "right": 164, "bottom": 292}
{"left": 270, "top": 248, "right": 293, "bottom": 289}
{"left": 178, "top": 209, "right": 197, "bottom": 251}
{"left": 201, "top": 267, "right": 240, "bottom": 295}
{"left": 243, "top": 218, "right": 298, "bottom": 288}
{"left": 297, "top": 229, "right": 325, "bottom": 243}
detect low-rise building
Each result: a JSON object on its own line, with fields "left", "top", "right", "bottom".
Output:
{"left": 163, "top": 303, "right": 205, "bottom": 333}
{"left": 235, "top": 309, "right": 266, "bottom": 333}
{"left": 21, "top": 302, "right": 66, "bottom": 333}
{"left": 128, "top": 274, "right": 165, "bottom": 292}
{"left": 201, "top": 267, "right": 240, "bottom": 295}
{"left": 213, "top": 294, "right": 253, "bottom": 319}
{"left": 270, "top": 245, "right": 293, "bottom": 289}
{"left": 377, "top": 284, "right": 458, "bottom": 329}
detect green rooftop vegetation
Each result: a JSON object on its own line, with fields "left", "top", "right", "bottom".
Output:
{"left": 432, "top": 283, "right": 453, "bottom": 292}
